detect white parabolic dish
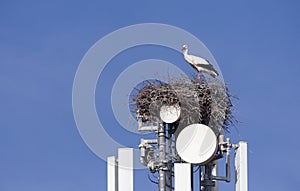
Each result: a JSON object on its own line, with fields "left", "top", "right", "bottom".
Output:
{"left": 176, "top": 123, "right": 217, "bottom": 164}
{"left": 160, "top": 104, "right": 181, "bottom": 124}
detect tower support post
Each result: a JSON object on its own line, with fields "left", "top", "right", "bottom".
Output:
{"left": 158, "top": 123, "right": 166, "bottom": 191}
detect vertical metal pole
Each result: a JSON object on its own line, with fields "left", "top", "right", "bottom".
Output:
{"left": 158, "top": 123, "right": 166, "bottom": 191}
{"left": 200, "top": 166, "right": 203, "bottom": 191}
{"left": 211, "top": 161, "right": 218, "bottom": 191}
{"left": 191, "top": 164, "right": 194, "bottom": 191}
{"left": 166, "top": 127, "right": 172, "bottom": 191}
{"left": 225, "top": 148, "right": 231, "bottom": 183}
{"left": 202, "top": 162, "right": 218, "bottom": 191}
{"left": 203, "top": 165, "right": 210, "bottom": 191}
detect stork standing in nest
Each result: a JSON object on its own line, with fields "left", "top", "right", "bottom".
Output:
{"left": 182, "top": 44, "right": 219, "bottom": 82}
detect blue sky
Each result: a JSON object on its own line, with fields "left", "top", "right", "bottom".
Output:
{"left": 1, "top": 0, "right": 300, "bottom": 190}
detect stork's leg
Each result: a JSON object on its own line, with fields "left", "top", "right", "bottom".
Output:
{"left": 198, "top": 72, "right": 201, "bottom": 82}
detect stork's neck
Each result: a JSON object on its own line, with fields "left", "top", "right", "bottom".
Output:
{"left": 183, "top": 49, "right": 188, "bottom": 56}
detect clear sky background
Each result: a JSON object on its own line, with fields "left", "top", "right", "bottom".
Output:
{"left": 1, "top": 0, "right": 300, "bottom": 191}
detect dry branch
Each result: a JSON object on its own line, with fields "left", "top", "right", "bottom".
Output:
{"left": 131, "top": 77, "right": 236, "bottom": 134}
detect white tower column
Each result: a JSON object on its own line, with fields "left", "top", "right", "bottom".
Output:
{"left": 107, "top": 156, "right": 118, "bottom": 191}
{"left": 118, "top": 148, "right": 134, "bottom": 191}
{"left": 235, "top": 142, "right": 248, "bottom": 191}
{"left": 174, "top": 163, "right": 192, "bottom": 191}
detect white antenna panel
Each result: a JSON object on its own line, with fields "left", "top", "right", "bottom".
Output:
{"left": 176, "top": 124, "right": 217, "bottom": 164}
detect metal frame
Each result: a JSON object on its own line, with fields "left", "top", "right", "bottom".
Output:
{"left": 106, "top": 130, "right": 248, "bottom": 191}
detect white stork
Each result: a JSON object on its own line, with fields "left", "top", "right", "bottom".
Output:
{"left": 182, "top": 44, "right": 219, "bottom": 81}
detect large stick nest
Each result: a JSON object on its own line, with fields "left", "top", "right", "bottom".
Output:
{"left": 130, "top": 77, "right": 236, "bottom": 134}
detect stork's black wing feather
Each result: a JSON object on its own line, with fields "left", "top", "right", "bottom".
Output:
{"left": 196, "top": 63, "right": 219, "bottom": 76}
{"left": 205, "top": 59, "right": 210, "bottom": 64}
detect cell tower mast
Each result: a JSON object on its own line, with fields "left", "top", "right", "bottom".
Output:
{"left": 107, "top": 78, "right": 248, "bottom": 191}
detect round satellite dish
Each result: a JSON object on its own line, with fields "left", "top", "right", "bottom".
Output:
{"left": 159, "top": 104, "right": 181, "bottom": 123}
{"left": 176, "top": 124, "right": 217, "bottom": 164}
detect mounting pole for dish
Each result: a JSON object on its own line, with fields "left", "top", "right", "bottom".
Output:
{"left": 158, "top": 122, "right": 167, "bottom": 191}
